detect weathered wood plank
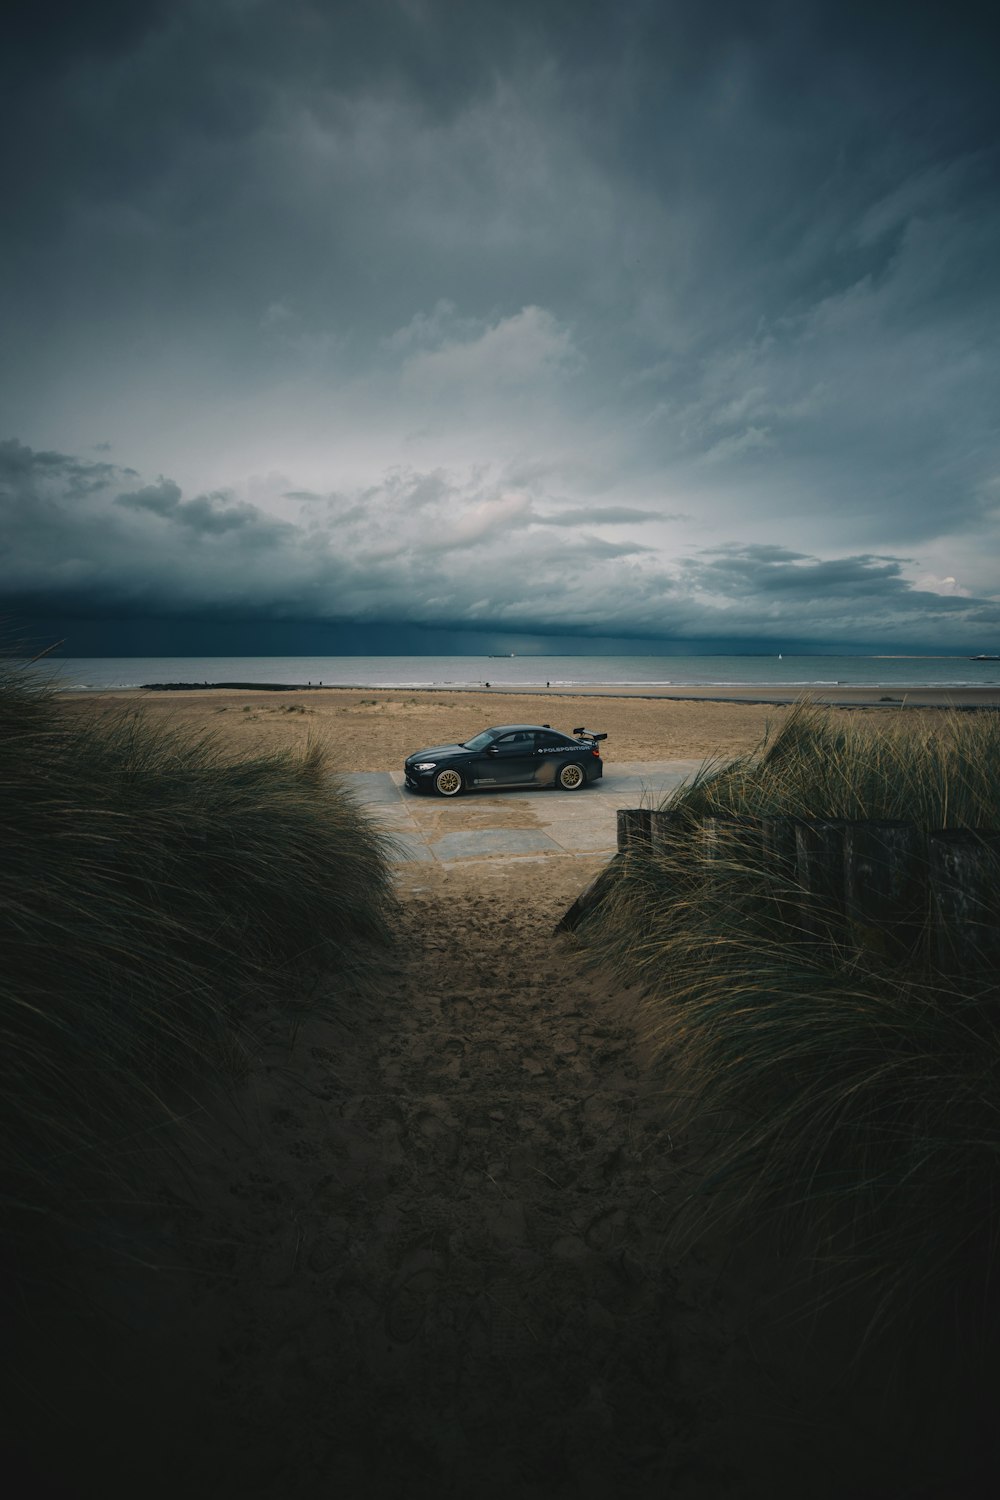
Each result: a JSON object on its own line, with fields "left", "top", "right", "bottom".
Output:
{"left": 795, "top": 818, "right": 848, "bottom": 941}
{"left": 929, "top": 830, "right": 1000, "bottom": 973}
{"left": 617, "top": 809, "right": 652, "bottom": 852}
{"left": 844, "top": 820, "right": 921, "bottom": 961}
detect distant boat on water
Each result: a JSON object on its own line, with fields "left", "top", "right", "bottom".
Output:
{"left": 970, "top": 654, "right": 1000, "bottom": 661}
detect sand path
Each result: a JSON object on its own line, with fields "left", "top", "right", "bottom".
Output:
{"left": 175, "top": 858, "right": 745, "bottom": 1497}
{"left": 42, "top": 856, "right": 779, "bottom": 1500}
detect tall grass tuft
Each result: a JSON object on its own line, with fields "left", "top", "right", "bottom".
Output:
{"left": 576, "top": 706, "right": 1000, "bottom": 1349}
{"left": 0, "top": 661, "right": 397, "bottom": 1270}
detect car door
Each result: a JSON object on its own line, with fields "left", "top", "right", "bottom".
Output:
{"left": 531, "top": 730, "right": 580, "bottom": 786}
{"left": 468, "top": 730, "right": 536, "bottom": 786}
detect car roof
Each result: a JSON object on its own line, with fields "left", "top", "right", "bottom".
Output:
{"left": 488, "top": 724, "right": 571, "bottom": 735}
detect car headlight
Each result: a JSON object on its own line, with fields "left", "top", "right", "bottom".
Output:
{"left": 414, "top": 761, "right": 437, "bottom": 771}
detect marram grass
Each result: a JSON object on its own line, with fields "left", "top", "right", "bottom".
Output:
{"left": 0, "top": 661, "right": 397, "bottom": 1265}
{"left": 576, "top": 705, "right": 1000, "bottom": 1346}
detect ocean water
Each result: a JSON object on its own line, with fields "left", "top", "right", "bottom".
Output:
{"left": 41, "top": 653, "right": 1000, "bottom": 691}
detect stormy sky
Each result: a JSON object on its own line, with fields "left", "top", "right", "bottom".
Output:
{"left": 2, "top": 0, "right": 998, "bottom": 655}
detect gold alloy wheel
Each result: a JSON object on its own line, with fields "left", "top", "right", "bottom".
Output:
{"left": 434, "top": 767, "right": 464, "bottom": 797}
{"left": 558, "top": 762, "right": 585, "bottom": 790}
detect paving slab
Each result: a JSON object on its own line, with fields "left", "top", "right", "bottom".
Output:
{"left": 363, "top": 804, "right": 420, "bottom": 825}
{"left": 386, "top": 833, "right": 435, "bottom": 863}
{"left": 339, "top": 760, "right": 708, "bottom": 865}
{"left": 341, "top": 772, "right": 407, "bottom": 805}
{"left": 546, "top": 825, "right": 618, "bottom": 853}
{"left": 430, "top": 828, "right": 561, "bottom": 860}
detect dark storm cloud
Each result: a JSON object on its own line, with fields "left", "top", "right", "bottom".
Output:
{"left": 114, "top": 479, "right": 183, "bottom": 518}
{"left": 115, "top": 479, "right": 287, "bottom": 537}
{"left": 685, "top": 546, "right": 915, "bottom": 600}
{"left": 2, "top": 3, "right": 998, "bottom": 646}
{"left": 0, "top": 438, "right": 128, "bottom": 498}
{"left": 6, "top": 1, "right": 995, "bottom": 345}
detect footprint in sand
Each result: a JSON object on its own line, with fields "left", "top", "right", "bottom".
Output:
{"left": 415, "top": 1112, "right": 459, "bottom": 1165}
{"left": 307, "top": 1218, "right": 350, "bottom": 1274}
{"left": 486, "top": 1279, "right": 535, "bottom": 1361}
{"left": 584, "top": 1207, "right": 629, "bottom": 1252}
{"left": 433, "top": 1036, "right": 465, "bottom": 1079}
{"left": 384, "top": 1250, "right": 444, "bottom": 1344}
{"left": 439, "top": 994, "right": 473, "bottom": 1022}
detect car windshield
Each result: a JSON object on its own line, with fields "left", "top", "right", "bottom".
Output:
{"left": 462, "top": 730, "right": 497, "bottom": 751}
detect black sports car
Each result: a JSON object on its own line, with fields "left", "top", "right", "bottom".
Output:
{"left": 404, "top": 724, "right": 607, "bottom": 797}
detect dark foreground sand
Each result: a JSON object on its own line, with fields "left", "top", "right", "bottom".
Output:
{"left": 10, "top": 862, "right": 986, "bottom": 1498}
{"left": 9, "top": 691, "right": 995, "bottom": 1496}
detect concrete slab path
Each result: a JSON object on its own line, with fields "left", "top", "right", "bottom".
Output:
{"left": 341, "top": 760, "right": 705, "bottom": 866}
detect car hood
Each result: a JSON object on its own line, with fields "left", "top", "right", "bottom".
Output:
{"left": 406, "top": 743, "right": 468, "bottom": 763}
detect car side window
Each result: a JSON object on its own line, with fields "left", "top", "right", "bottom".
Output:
{"left": 496, "top": 732, "right": 524, "bottom": 747}
{"left": 535, "top": 732, "right": 564, "bottom": 749}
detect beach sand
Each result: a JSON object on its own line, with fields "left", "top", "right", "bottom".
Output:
{"left": 57, "top": 681, "right": 997, "bottom": 772}
{"left": 19, "top": 687, "right": 982, "bottom": 1495}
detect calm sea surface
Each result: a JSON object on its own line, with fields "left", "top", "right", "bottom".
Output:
{"left": 43, "top": 654, "right": 1000, "bottom": 691}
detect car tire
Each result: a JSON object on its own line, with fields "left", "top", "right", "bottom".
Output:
{"left": 557, "top": 761, "right": 586, "bottom": 791}
{"left": 434, "top": 767, "right": 464, "bottom": 797}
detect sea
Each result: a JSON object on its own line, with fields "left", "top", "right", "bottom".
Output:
{"left": 40, "top": 654, "right": 1000, "bottom": 692}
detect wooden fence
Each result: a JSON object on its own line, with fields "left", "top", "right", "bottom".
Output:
{"left": 557, "top": 810, "right": 1000, "bottom": 973}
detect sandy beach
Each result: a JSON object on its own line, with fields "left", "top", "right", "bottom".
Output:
{"left": 58, "top": 682, "right": 998, "bottom": 773}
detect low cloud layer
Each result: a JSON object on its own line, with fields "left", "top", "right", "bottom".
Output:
{"left": 3, "top": 438, "right": 997, "bottom": 649}
{"left": 2, "top": 2, "right": 998, "bottom": 650}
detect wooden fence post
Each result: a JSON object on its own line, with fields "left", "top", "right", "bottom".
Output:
{"left": 760, "top": 816, "right": 800, "bottom": 931}
{"left": 649, "top": 809, "right": 686, "bottom": 855}
{"left": 795, "top": 819, "right": 848, "bottom": 942}
{"left": 617, "top": 809, "right": 651, "bottom": 853}
{"left": 761, "top": 816, "right": 799, "bottom": 881}
{"left": 928, "top": 830, "right": 1000, "bottom": 974}
{"left": 843, "top": 820, "right": 921, "bottom": 962}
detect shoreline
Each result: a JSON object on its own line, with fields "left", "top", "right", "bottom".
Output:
{"left": 60, "top": 681, "right": 1000, "bottom": 709}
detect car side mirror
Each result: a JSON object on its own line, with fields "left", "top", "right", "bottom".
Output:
{"left": 486, "top": 745, "right": 499, "bottom": 754}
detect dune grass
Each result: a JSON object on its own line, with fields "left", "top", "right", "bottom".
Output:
{"left": 0, "top": 661, "right": 397, "bottom": 1269}
{"left": 576, "top": 706, "right": 1000, "bottom": 1347}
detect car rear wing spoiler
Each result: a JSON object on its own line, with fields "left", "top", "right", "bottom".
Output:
{"left": 573, "top": 728, "right": 608, "bottom": 742}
